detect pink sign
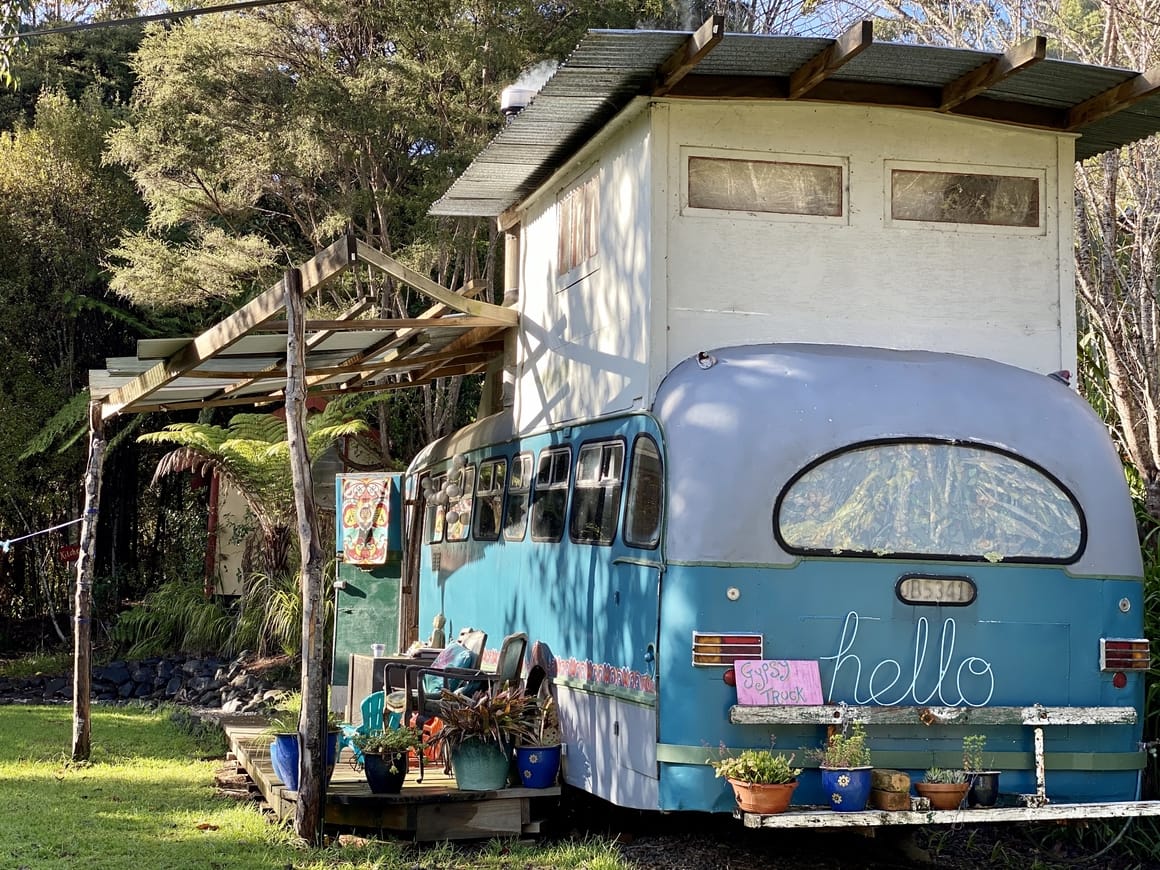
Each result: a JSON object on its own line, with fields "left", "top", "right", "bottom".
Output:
{"left": 734, "top": 660, "right": 823, "bottom": 706}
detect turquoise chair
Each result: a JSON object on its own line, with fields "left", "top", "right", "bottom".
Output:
{"left": 339, "top": 690, "right": 399, "bottom": 764}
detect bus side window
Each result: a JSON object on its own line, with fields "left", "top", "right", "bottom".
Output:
{"left": 473, "top": 458, "right": 507, "bottom": 541}
{"left": 503, "top": 453, "right": 533, "bottom": 541}
{"left": 445, "top": 465, "right": 475, "bottom": 542}
{"left": 570, "top": 440, "right": 624, "bottom": 545}
{"left": 532, "top": 447, "right": 571, "bottom": 542}
{"left": 624, "top": 436, "right": 663, "bottom": 549}
{"left": 425, "top": 473, "right": 446, "bottom": 544}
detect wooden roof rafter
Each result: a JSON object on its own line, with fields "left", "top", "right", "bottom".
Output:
{"left": 653, "top": 14, "right": 724, "bottom": 97}
{"left": 93, "top": 235, "right": 517, "bottom": 419}
{"left": 788, "top": 19, "right": 873, "bottom": 100}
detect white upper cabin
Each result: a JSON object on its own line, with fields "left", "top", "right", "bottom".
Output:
{"left": 510, "top": 98, "right": 1074, "bottom": 433}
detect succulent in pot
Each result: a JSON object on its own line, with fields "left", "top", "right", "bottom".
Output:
{"left": 351, "top": 727, "right": 423, "bottom": 794}
{"left": 515, "top": 696, "right": 563, "bottom": 789}
{"left": 916, "top": 766, "right": 970, "bottom": 810}
{"left": 709, "top": 743, "right": 801, "bottom": 814}
{"left": 808, "top": 722, "right": 873, "bottom": 812}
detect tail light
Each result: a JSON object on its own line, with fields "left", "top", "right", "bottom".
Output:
{"left": 1100, "top": 638, "right": 1150, "bottom": 671}
{"left": 692, "top": 632, "right": 762, "bottom": 666}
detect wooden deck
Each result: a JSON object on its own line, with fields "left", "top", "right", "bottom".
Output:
{"left": 221, "top": 719, "right": 561, "bottom": 840}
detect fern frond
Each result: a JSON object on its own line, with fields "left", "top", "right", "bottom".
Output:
{"left": 19, "top": 390, "right": 91, "bottom": 460}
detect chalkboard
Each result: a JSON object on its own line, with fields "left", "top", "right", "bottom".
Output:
{"left": 735, "top": 659, "right": 823, "bottom": 705}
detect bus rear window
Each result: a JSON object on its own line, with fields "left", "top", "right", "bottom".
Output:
{"left": 775, "top": 441, "right": 1083, "bottom": 562}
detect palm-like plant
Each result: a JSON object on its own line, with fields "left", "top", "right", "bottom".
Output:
{"left": 139, "top": 406, "right": 366, "bottom": 575}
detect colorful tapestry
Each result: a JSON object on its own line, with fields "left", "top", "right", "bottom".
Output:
{"left": 340, "top": 475, "right": 391, "bottom": 565}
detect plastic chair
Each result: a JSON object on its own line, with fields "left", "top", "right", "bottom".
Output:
{"left": 338, "top": 690, "right": 388, "bottom": 765}
{"left": 414, "top": 631, "right": 529, "bottom": 722}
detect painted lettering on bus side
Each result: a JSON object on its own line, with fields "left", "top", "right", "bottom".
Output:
{"left": 820, "top": 611, "right": 995, "bottom": 707}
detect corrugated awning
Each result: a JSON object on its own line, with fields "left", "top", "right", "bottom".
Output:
{"left": 432, "top": 19, "right": 1160, "bottom": 217}
{"left": 90, "top": 236, "right": 515, "bottom": 420}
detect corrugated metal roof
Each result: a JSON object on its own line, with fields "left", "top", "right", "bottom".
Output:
{"left": 432, "top": 27, "right": 1160, "bottom": 218}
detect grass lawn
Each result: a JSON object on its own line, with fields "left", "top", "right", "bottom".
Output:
{"left": 0, "top": 704, "right": 627, "bottom": 870}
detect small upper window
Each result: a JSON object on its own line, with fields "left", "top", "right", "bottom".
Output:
{"left": 504, "top": 453, "right": 534, "bottom": 541}
{"left": 891, "top": 169, "right": 1040, "bottom": 227}
{"left": 557, "top": 175, "right": 599, "bottom": 279}
{"left": 688, "top": 155, "right": 843, "bottom": 217}
{"left": 532, "top": 447, "right": 571, "bottom": 542}
{"left": 425, "top": 474, "right": 445, "bottom": 544}
{"left": 445, "top": 465, "right": 475, "bottom": 542}
{"left": 570, "top": 440, "right": 625, "bottom": 545}
{"left": 624, "top": 435, "right": 663, "bottom": 549}
{"left": 473, "top": 459, "right": 507, "bottom": 541}
{"left": 776, "top": 441, "right": 1083, "bottom": 562}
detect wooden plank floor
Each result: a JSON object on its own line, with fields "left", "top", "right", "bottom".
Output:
{"left": 222, "top": 718, "right": 561, "bottom": 840}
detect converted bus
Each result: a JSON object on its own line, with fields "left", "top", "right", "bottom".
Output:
{"left": 403, "top": 24, "right": 1160, "bottom": 822}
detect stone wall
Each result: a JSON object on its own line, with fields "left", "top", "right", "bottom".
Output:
{"left": 0, "top": 652, "right": 294, "bottom": 712}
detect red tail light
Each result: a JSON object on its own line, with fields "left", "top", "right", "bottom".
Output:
{"left": 693, "top": 632, "right": 762, "bottom": 666}
{"left": 1100, "top": 638, "right": 1150, "bottom": 671}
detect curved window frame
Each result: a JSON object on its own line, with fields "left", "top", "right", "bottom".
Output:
{"left": 773, "top": 438, "right": 1087, "bottom": 564}
{"left": 623, "top": 434, "right": 664, "bottom": 550}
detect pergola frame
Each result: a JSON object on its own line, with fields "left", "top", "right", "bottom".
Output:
{"left": 79, "top": 233, "right": 517, "bottom": 842}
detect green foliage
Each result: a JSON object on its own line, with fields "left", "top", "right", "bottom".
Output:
{"left": 924, "top": 766, "right": 967, "bottom": 784}
{"left": 109, "top": 577, "right": 233, "bottom": 658}
{"left": 430, "top": 687, "right": 537, "bottom": 758}
{"left": 963, "top": 734, "right": 987, "bottom": 772}
{"left": 351, "top": 727, "right": 423, "bottom": 755}
{"left": 263, "top": 690, "right": 342, "bottom": 735}
{"left": 232, "top": 570, "right": 303, "bottom": 658}
{"left": 810, "top": 722, "right": 871, "bottom": 769}
{"left": 709, "top": 746, "right": 801, "bottom": 784}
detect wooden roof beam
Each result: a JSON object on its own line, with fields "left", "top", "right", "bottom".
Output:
{"left": 940, "top": 36, "right": 1046, "bottom": 112}
{"left": 1067, "top": 64, "right": 1160, "bottom": 130}
{"left": 354, "top": 241, "right": 517, "bottom": 325}
{"left": 258, "top": 315, "right": 510, "bottom": 332}
{"left": 653, "top": 14, "right": 724, "bottom": 97}
{"left": 789, "top": 20, "right": 872, "bottom": 100}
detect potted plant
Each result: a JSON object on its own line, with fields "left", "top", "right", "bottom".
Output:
{"left": 963, "top": 734, "right": 1000, "bottom": 807}
{"left": 916, "top": 766, "right": 969, "bottom": 809}
{"left": 810, "top": 722, "right": 872, "bottom": 812}
{"left": 263, "top": 691, "right": 342, "bottom": 792}
{"left": 351, "top": 727, "right": 424, "bottom": 794}
{"left": 515, "top": 695, "right": 563, "bottom": 789}
{"left": 429, "top": 687, "right": 536, "bottom": 791}
{"left": 709, "top": 742, "right": 801, "bottom": 814}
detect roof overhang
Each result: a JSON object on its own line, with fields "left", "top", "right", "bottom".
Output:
{"left": 432, "top": 18, "right": 1160, "bottom": 218}
{"left": 90, "top": 235, "right": 517, "bottom": 420}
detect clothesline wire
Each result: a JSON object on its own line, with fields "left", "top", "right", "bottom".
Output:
{"left": 0, "top": 516, "right": 84, "bottom": 553}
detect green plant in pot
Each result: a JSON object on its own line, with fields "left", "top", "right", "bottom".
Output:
{"left": 515, "top": 696, "right": 563, "bottom": 789}
{"left": 963, "top": 734, "right": 1000, "bottom": 807}
{"left": 351, "top": 727, "right": 423, "bottom": 794}
{"left": 263, "top": 691, "right": 343, "bottom": 792}
{"left": 916, "top": 766, "right": 969, "bottom": 810}
{"left": 429, "top": 687, "right": 536, "bottom": 791}
{"left": 809, "top": 722, "right": 873, "bottom": 812}
{"left": 709, "top": 741, "right": 801, "bottom": 815}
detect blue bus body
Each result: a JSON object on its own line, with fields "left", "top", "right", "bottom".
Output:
{"left": 407, "top": 344, "right": 1147, "bottom": 812}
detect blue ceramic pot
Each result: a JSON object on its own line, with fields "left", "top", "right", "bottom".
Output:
{"left": 268, "top": 731, "right": 339, "bottom": 792}
{"left": 821, "top": 766, "right": 872, "bottom": 812}
{"left": 515, "top": 744, "right": 561, "bottom": 788}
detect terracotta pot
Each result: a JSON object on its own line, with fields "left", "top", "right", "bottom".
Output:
{"left": 727, "top": 778, "right": 798, "bottom": 814}
{"left": 916, "top": 780, "right": 969, "bottom": 810}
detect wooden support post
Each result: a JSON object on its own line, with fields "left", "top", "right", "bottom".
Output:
{"left": 285, "top": 266, "right": 327, "bottom": 844}
{"left": 72, "top": 403, "right": 106, "bottom": 761}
